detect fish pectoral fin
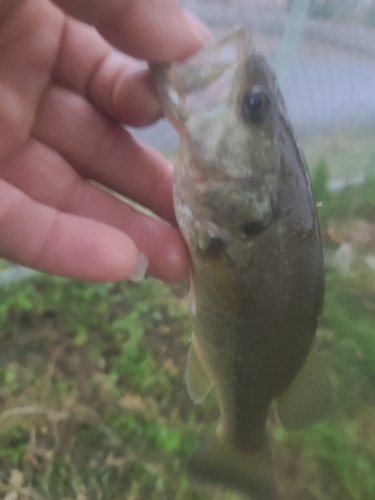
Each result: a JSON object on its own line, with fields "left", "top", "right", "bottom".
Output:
{"left": 276, "top": 348, "right": 334, "bottom": 430}
{"left": 186, "top": 336, "right": 213, "bottom": 404}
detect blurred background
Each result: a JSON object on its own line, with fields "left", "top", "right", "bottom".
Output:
{"left": 1, "top": 1, "right": 375, "bottom": 499}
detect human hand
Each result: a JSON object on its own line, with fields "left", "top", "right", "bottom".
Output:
{"left": 0, "top": 0, "right": 209, "bottom": 283}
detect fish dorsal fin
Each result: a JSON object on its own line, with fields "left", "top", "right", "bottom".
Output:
{"left": 277, "top": 348, "right": 334, "bottom": 430}
{"left": 186, "top": 336, "right": 213, "bottom": 404}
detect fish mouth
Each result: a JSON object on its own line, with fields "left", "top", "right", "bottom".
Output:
{"left": 153, "top": 28, "right": 251, "bottom": 126}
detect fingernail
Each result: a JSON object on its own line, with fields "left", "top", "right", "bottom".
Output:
{"left": 185, "top": 11, "right": 214, "bottom": 46}
{"left": 129, "top": 252, "right": 148, "bottom": 282}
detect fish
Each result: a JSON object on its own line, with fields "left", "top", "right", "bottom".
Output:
{"left": 152, "top": 28, "right": 333, "bottom": 500}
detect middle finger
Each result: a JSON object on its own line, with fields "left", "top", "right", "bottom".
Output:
{"left": 32, "top": 85, "right": 176, "bottom": 225}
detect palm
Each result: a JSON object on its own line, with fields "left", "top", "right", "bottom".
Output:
{"left": 0, "top": 0, "right": 205, "bottom": 282}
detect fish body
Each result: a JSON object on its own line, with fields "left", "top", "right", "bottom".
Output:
{"left": 152, "top": 29, "right": 332, "bottom": 500}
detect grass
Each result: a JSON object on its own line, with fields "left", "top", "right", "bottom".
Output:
{"left": 0, "top": 152, "right": 375, "bottom": 499}
{"left": 0, "top": 276, "right": 233, "bottom": 500}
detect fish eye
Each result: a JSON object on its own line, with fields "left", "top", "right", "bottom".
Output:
{"left": 241, "top": 86, "right": 272, "bottom": 125}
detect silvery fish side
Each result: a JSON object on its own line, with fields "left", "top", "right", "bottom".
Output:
{"left": 152, "top": 28, "right": 333, "bottom": 500}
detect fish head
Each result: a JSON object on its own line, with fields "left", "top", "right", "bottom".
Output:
{"left": 153, "top": 29, "right": 288, "bottom": 258}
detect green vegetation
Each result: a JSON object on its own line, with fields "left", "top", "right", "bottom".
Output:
{"left": 0, "top": 277, "right": 218, "bottom": 500}
{"left": 0, "top": 152, "right": 375, "bottom": 499}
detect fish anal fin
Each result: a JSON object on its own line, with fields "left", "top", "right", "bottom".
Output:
{"left": 187, "top": 433, "right": 278, "bottom": 500}
{"left": 186, "top": 336, "right": 213, "bottom": 404}
{"left": 277, "top": 348, "right": 334, "bottom": 431}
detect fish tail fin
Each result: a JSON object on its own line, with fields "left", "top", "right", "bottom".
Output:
{"left": 187, "top": 434, "right": 278, "bottom": 500}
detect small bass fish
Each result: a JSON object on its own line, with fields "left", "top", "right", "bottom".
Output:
{"left": 152, "top": 29, "right": 333, "bottom": 500}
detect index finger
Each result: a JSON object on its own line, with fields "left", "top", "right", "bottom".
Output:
{"left": 53, "top": 0, "right": 209, "bottom": 62}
